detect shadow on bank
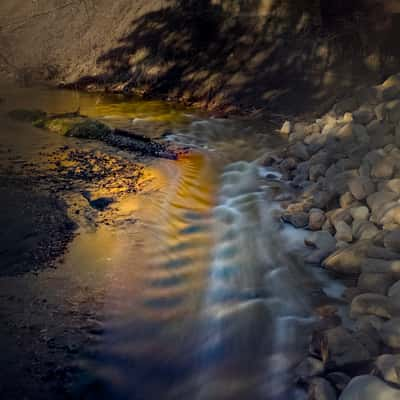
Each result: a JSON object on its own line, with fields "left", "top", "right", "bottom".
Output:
{"left": 71, "top": 0, "right": 400, "bottom": 116}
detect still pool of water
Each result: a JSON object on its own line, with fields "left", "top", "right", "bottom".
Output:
{"left": 0, "top": 83, "right": 338, "bottom": 400}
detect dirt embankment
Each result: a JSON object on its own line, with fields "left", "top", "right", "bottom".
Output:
{"left": 1, "top": 1, "right": 400, "bottom": 115}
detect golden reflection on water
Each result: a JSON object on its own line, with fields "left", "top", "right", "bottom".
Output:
{"left": 0, "top": 83, "right": 193, "bottom": 135}
{"left": 89, "top": 99, "right": 190, "bottom": 124}
{"left": 133, "top": 152, "right": 218, "bottom": 323}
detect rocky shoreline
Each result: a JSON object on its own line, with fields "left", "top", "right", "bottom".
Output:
{"left": 265, "top": 73, "right": 400, "bottom": 399}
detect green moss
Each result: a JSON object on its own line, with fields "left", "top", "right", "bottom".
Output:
{"left": 65, "top": 120, "right": 112, "bottom": 140}
{"left": 35, "top": 117, "right": 88, "bottom": 135}
{"left": 31, "top": 113, "right": 112, "bottom": 139}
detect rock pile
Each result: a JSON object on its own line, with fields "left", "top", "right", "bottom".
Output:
{"left": 266, "top": 73, "right": 400, "bottom": 399}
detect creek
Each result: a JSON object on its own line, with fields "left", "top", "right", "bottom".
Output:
{"left": 0, "top": 84, "right": 342, "bottom": 399}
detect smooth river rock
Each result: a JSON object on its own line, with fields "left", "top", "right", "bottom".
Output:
{"left": 381, "top": 178, "right": 400, "bottom": 194}
{"left": 365, "top": 246, "right": 400, "bottom": 260}
{"left": 371, "top": 156, "right": 395, "bottom": 179}
{"left": 323, "top": 241, "right": 370, "bottom": 275}
{"left": 349, "top": 206, "right": 370, "bottom": 221}
{"left": 352, "top": 220, "right": 379, "bottom": 241}
{"left": 367, "top": 191, "right": 398, "bottom": 214}
{"left": 362, "top": 258, "right": 400, "bottom": 278}
{"left": 334, "top": 221, "right": 353, "bottom": 243}
{"left": 323, "top": 327, "right": 371, "bottom": 368}
{"left": 308, "top": 378, "right": 337, "bottom": 400}
{"left": 296, "top": 357, "right": 324, "bottom": 381}
{"left": 357, "top": 273, "right": 395, "bottom": 295}
{"left": 339, "top": 375, "right": 400, "bottom": 400}
{"left": 380, "top": 318, "right": 400, "bottom": 349}
{"left": 375, "top": 354, "right": 400, "bottom": 385}
{"left": 282, "top": 211, "right": 308, "bottom": 228}
{"left": 388, "top": 280, "right": 400, "bottom": 300}
{"left": 379, "top": 203, "right": 400, "bottom": 226}
{"left": 280, "top": 120, "right": 291, "bottom": 135}
{"left": 305, "top": 231, "right": 336, "bottom": 264}
{"left": 325, "top": 372, "right": 351, "bottom": 392}
{"left": 384, "top": 229, "right": 400, "bottom": 252}
{"left": 350, "top": 293, "right": 400, "bottom": 319}
{"left": 348, "top": 177, "right": 375, "bottom": 200}
{"left": 309, "top": 209, "right": 326, "bottom": 231}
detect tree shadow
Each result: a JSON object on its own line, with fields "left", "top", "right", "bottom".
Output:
{"left": 71, "top": 0, "right": 400, "bottom": 115}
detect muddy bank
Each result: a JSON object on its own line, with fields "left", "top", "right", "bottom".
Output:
{"left": 0, "top": 175, "right": 75, "bottom": 276}
{"left": 2, "top": 1, "right": 400, "bottom": 116}
{"left": 0, "top": 89, "right": 150, "bottom": 398}
{"left": 0, "top": 118, "right": 144, "bottom": 276}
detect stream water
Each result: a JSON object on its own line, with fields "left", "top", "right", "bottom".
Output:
{"left": 0, "top": 84, "right": 341, "bottom": 400}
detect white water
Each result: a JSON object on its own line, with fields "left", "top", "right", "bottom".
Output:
{"left": 195, "top": 160, "right": 314, "bottom": 400}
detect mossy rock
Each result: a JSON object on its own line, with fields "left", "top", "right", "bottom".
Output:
{"left": 33, "top": 115, "right": 112, "bottom": 139}
{"left": 33, "top": 117, "right": 88, "bottom": 135}
{"left": 8, "top": 108, "right": 47, "bottom": 122}
{"left": 65, "top": 120, "right": 112, "bottom": 140}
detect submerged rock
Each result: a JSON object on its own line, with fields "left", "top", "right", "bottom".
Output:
{"left": 88, "top": 197, "right": 114, "bottom": 211}
{"left": 305, "top": 231, "right": 336, "bottom": 264}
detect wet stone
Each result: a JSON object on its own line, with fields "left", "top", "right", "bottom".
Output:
{"left": 357, "top": 273, "right": 395, "bottom": 295}
{"left": 334, "top": 221, "right": 352, "bottom": 243}
{"left": 350, "top": 293, "right": 400, "bottom": 319}
{"left": 309, "top": 209, "right": 326, "bottom": 231}
{"left": 348, "top": 177, "right": 375, "bottom": 201}
{"left": 322, "top": 326, "right": 371, "bottom": 368}
{"left": 88, "top": 197, "right": 114, "bottom": 211}
{"left": 323, "top": 241, "right": 370, "bottom": 275}
{"left": 339, "top": 375, "right": 400, "bottom": 400}
{"left": 384, "top": 229, "right": 400, "bottom": 252}
{"left": 375, "top": 354, "right": 400, "bottom": 385}
{"left": 380, "top": 318, "right": 400, "bottom": 349}
{"left": 296, "top": 357, "right": 324, "bottom": 382}
{"left": 282, "top": 211, "right": 308, "bottom": 228}
{"left": 325, "top": 372, "right": 351, "bottom": 393}
{"left": 308, "top": 378, "right": 337, "bottom": 400}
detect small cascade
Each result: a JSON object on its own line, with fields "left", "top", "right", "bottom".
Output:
{"left": 196, "top": 160, "right": 313, "bottom": 400}
{"left": 82, "top": 154, "right": 316, "bottom": 400}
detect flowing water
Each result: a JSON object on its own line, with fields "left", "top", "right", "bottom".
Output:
{"left": 0, "top": 84, "right": 340, "bottom": 399}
